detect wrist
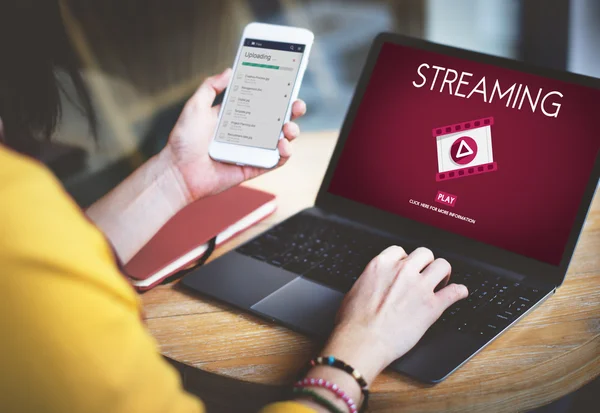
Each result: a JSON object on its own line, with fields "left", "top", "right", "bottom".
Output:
{"left": 301, "top": 366, "right": 363, "bottom": 412}
{"left": 85, "top": 147, "right": 194, "bottom": 263}
{"left": 320, "top": 326, "right": 386, "bottom": 386}
{"left": 156, "top": 146, "right": 194, "bottom": 207}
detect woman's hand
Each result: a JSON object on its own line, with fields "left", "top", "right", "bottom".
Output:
{"left": 295, "top": 246, "right": 468, "bottom": 412}
{"left": 86, "top": 69, "right": 304, "bottom": 263}
{"left": 164, "top": 68, "right": 307, "bottom": 202}
{"left": 320, "top": 246, "right": 468, "bottom": 384}
{"left": 86, "top": 70, "right": 304, "bottom": 263}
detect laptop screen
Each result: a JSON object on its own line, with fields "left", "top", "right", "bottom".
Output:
{"left": 328, "top": 42, "right": 600, "bottom": 266}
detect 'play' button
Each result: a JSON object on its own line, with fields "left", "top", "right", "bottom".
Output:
{"left": 450, "top": 136, "right": 478, "bottom": 165}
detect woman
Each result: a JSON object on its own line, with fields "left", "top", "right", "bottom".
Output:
{"left": 0, "top": 2, "right": 468, "bottom": 412}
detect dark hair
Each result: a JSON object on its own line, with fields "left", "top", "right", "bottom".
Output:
{"left": 0, "top": 1, "right": 96, "bottom": 153}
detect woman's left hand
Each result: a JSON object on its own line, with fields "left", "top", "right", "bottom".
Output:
{"left": 164, "top": 68, "right": 307, "bottom": 202}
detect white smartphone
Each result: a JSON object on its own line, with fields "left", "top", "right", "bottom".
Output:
{"left": 208, "top": 23, "right": 314, "bottom": 169}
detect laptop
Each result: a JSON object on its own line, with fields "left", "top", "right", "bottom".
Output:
{"left": 182, "top": 33, "right": 600, "bottom": 383}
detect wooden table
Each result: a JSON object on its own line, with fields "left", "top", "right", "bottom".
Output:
{"left": 142, "top": 131, "right": 600, "bottom": 412}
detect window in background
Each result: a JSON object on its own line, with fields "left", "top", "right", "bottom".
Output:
{"left": 264, "top": 1, "right": 398, "bottom": 132}
{"left": 425, "top": 0, "right": 520, "bottom": 58}
{"left": 568, "top": 0, "right": 600, "bottom": 78}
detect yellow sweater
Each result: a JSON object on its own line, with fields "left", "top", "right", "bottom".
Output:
{"left": 0, "top": 146, "right": 313, "bottom": 413}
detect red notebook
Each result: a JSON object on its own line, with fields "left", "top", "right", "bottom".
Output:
{"left": 124, "top": 186, "right": 276, "bottom": 291}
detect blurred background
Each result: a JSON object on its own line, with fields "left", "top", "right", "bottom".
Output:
{"left": 54, "top": 0, "right": 600, "bottom": 208}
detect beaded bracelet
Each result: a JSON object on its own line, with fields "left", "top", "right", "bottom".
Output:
{"left": 295, "top": 377, "right": 358, "bottom": 413}
{"left": 292, "top": 387, "right": 345, "bottom": 413}
{"left": 298, "top": 356, "right": 369, "bottom": 412}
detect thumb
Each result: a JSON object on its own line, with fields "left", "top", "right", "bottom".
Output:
{"left": 192, "top": 68, "right": 232, "bottom": 109}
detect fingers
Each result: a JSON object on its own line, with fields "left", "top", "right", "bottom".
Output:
{"left": 435, "top": 283, "right": 469, "bottom": 311}
{"left": 408, "top": 249, "right": 467, "bottom": 312}
{"left": 360, "top": 245, "right": 407, "bottom": 286}
{"left": 421, "top": 258, "right": 452, "bottom": 290}
{"left": 350, "top": 245, "right": 406, "bottom": 305}
{"left": 378, "top": 245, "right": 408, "bottom": 261}
{"left": 291, "top": 99, "right": 307, "bottom": 120}
{"left": 403, "top": 247, "right": 435, "bottom": 272}
{"left": 275, "top": 122, "right": 300, "bottom": 168}
{"left": 283, "top": 122, "right": 300, "bottom": 142}
{"left": 277, "top": 138, "right": 292, "bottom": 160}
{"left": 368, "top": 245, "right": 408, "bottom": 273}
{"left": 278, "top": 102, "right": 304, "bottom": 146}
{"left": 193, "top": 68, "right": 232, "bottom": 110}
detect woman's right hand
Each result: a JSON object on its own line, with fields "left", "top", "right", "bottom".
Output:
{"left": 321, "top": 246, "right": 469, "bottom": 384}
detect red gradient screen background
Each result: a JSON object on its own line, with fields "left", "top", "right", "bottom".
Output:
{"left": 328, "top": 42, "right": 600, "bottom": 265}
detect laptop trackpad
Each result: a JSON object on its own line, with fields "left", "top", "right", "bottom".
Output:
{"left": 251, "top": 277, "right": 345, "bottom": 338}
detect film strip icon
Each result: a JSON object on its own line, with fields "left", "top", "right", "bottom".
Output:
{"left": 433, "top": 116, "right": 497, "bottom": 182}
{"left": 436, "top": 161, "right": 498, "bottom": 181}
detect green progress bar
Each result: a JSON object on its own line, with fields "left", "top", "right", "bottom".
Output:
{"left": 242, "top": 62, "right": 280, "bottom": 70}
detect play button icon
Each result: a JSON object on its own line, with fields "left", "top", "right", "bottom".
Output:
{"left": 450, "top": 136, "right": 478, "bottom": 165}
{"left": 434, "top": 116, "right": 496, "bottom": 181}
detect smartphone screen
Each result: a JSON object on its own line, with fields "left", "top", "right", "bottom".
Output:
{"left": 215, "top": 38, "right": 306, "bottom": 150}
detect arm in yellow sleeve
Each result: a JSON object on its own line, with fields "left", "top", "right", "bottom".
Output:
{"left": 0, "top": 148, "right": 315, "bottom": 413}
{"left": 0, "top": 149, "right": 203, "bottom": 413}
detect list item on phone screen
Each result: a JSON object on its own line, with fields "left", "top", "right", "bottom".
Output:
{"left": 215, "top": 39, "right": 305, "bottom": 149}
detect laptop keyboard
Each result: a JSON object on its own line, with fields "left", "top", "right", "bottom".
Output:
{"left": 429, "top": 271, "right": 546, "bottom": 339}
{"left": 236, "top": 214, "right": 548, "bottom": 339}
{"left": 237, "top": 214, "right": 393, "bottom": 292}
